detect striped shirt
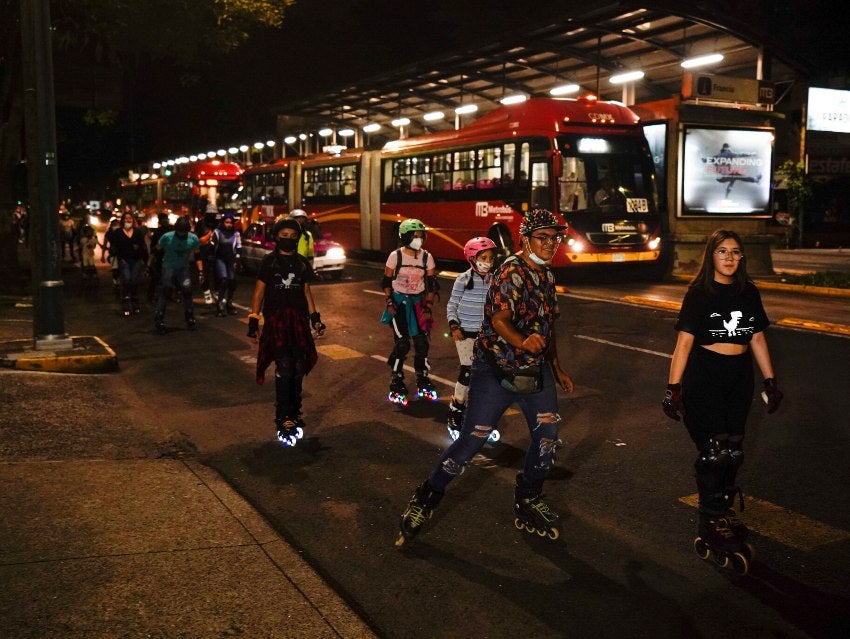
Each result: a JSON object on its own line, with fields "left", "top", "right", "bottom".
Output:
{"left": 447, "top": 269, "right": 490, "bottom": 335}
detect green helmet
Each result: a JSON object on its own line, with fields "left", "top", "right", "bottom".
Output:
{"left": 398, "top": 218, "right": 426, "bottom": 237}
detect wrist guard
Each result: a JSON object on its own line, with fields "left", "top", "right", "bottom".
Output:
{"left": 762, "top": 378, "right": 783, "bottom": 414}
{"left": 662, "top": 383, "right": 684, "bottom": 421}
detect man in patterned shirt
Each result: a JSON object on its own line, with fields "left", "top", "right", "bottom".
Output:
{"left": 395, "top": 209, "right": 574, "bottom": 547}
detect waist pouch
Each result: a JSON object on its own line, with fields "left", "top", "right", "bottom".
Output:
{"left": 483, "top": 348, "right": 543, "bottom": 394}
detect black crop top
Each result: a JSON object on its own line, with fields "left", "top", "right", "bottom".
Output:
{"left": 675, "top": 281, "right": 770, "bottom": 345}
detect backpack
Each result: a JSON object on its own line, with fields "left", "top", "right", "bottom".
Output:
{"left": 391, "top": 248, "right": 429, "bottom": 280}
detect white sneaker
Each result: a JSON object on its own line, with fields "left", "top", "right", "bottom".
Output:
{"left": 204, "top": 291, "right": 214, "bottom": 305}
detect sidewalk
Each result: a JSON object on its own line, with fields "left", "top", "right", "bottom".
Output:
{"left": 0, "top": 457, "right": 376, "bottom": 638}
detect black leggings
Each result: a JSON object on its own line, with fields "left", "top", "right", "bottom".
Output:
{"left": 682, "top": 346, "right": 754, "bottom": 452}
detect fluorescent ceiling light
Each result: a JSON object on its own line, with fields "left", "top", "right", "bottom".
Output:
{"left": 284, "top": 136, "right": 297, "bottom": 144}
{"left": 253, "top": 142, "right": 265, "bottom": 149}
{"left": 318, "top": 128, "right": 333, "bottom": 137}
{"left": 455, "top": 104, "right": 478, "bottom": 115}
{"left": 500, "top": 94, "right": 527, "bottom": 105}
{"left": 391, "top": 117, "right": 410, "bottom": 127}
{"left": 610, "top": 70, "right": 645, "bottom": 84}
{"left": 363, "top": 123, "right": 381, "bottom": 133}
{"left": 238, "top": 145, "right": 249, "bottom": 152}
{"left": 550, "top": 83, "right": 580, "bottom": 96}
{"left": 423, "top": 111, "right": 445, "bottom": 121}
{"left": 338, "top": 128, "right": 355, "bottom": 137}
{"left": 216, "top": 149, "right": 226, "bottom": 156}
{"left": 681, "top": 53, "right": 724, "bottom": 69}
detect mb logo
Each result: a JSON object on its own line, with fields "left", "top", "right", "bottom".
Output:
{"left": 475, "top": 202, "right": 489, "bottom": 217}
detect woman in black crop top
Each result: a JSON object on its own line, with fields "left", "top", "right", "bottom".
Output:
{"left": 662, "top": 229, "right": 783, "bottom": 573}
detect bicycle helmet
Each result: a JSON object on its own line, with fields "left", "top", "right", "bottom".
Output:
{"left": 464, "top": 237, "right": 497, "bottom": 263}
{"left": 518, "top": 208, "right": 567, "bottom": 236}
{"left": 289, "top": 208, "right": 308, "bottom": 219}
{"left": 398, "top": 218, "right": 427, "bottom": 247}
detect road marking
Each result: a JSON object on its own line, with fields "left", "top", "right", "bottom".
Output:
{"left": 679, "top": 493, "right": 850, "bottom": 551}
{"left": 575, "top": 334, "right": 672, "bottom": 359}
{"left": 317, "top": 344, "right": 366, "bottom": 360}
{"left": 776, "top": 317, "right": 850, "bottom": 337}
{"left": 365, "top": 289, "right": 384, "bottom": 296}
{"left": 620, "top": 295, "right": 681, "bottom": 311}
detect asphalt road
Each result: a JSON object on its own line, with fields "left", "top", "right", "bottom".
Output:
{"left": 3, "top": 261, "right": 849, "bottom": 638}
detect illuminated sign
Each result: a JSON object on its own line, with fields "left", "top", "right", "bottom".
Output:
{"left": 681, "top": 127, "right": 773, "bottom": 216}
{"left": 682, "top": 73, "right": 774, "bottom": 105}
{"left": 807, "top": 87, "right": 850, "bottom": 133}
{"left": 577, "top": 138, "right": 610, "bottom": 153}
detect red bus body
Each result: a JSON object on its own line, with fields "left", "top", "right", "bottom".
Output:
{"left": 118, "top": 160, "right": 243, "bottom": 226}
{"left": 240, "top": 98, "right": 662, "bottom": 267}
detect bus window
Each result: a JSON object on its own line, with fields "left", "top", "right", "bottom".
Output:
{"left": 530, "top": 162, "right": 551, "bottom": 210}
{"left": 502, "top": 143, "right": 516, "bottom": 187}
{"left": 559, "top": 157, "right": 588, "bottom": 211}
{"left": 342, "top": 165, "right": 357, "bottom": 195}
{"left": 432, "top": 152, "right": 451, "bottom": 191}
{"left": 454, "top": 149, "right": 475, "bottom": 189}
{"left": 478, "top": 147, "right": 501, "bottom": 188}
{"left": 519, "top": 143, "right": 530, "bottom": 188}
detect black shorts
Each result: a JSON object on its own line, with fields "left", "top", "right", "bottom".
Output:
{"left": 682, "top": 346, "right": 754, "bottom": 451}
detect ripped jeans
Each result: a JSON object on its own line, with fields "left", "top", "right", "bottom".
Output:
{"left": 427, "top": 359, "right": 561, "bottom": 492}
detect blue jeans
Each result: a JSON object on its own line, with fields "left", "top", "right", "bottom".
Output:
{"left": 118, "top": 258, "right": 144, "bottom": 305}
{"left": 427, "top": 359, "right": 562, "bottom": 493}
{"left": 156, "top": 266, "right": 193, "bottom": 314}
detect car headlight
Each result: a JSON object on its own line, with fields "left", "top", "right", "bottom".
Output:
{"left": 326, "top": 247, "right": 345, "bottom": 260}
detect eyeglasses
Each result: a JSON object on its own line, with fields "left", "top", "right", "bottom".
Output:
{"left": 714, "top": 248, "right": 744, "bottom": 260}
{"left": 529, "top": 234, "right": 563, "bottom": 245}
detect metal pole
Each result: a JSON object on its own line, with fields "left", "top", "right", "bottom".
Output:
{"left": 20, "top": 0, "right": 71, "bottom": 350}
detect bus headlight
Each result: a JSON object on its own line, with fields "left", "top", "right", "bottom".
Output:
{"left": 326, "top": 247, "right": 346, "bottom": 260}
{"left": 648, "top": 236, "right": 661, "bottom": 250}
{"left": 566, "top": 237, "right": 585, "bottom": 253}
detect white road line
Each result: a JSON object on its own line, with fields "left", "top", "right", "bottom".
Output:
{"left": 575, "top": 334, "right": 672, "bottom": 359}
{"left": 365, "top": 289, "right": 385, "bottom": 296}
{"left": 370, "top": 354, "right": 455, "bottom": 387}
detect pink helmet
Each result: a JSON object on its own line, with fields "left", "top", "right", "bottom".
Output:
{"left": 464, "top": 237, "right": 497, "bottom": 266}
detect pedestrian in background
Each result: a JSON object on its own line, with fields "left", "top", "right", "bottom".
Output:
{"left": 663, "top": 228, "right": 783, "bottom": 574}
{"left": 247, "top": 218, "right": 325, "bottom": 447}
{"left": 110, "top": 211, "right": 148, "bottom": 315}
{"left": 395, "top": 209, "right": 574, "bottom": 547}
{"left": 445, "top": 236, "right": 498, "bottom": 441}
{"left": 151, "top": 216, "right": 203, "bottom": 333}
{"left": 210, "top": 212, "right": 242, "bottom": 316}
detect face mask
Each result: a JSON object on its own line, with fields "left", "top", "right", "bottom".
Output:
{"left": 123, "top": 222, "right": 133, "bottom": 230}
{"left": 408, "top": 238, "right": 423, "bottom": 250}
{"left": 474, "top": 260, "right": 492, "bottom": 273}
{"left": 276, "top": 237, "right": 298, "bottom": 252}
{"left": 525, "top": 240, "right": 548, "bottom": 265}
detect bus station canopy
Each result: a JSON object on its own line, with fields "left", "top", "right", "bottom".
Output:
{"left": 273, "top": 2, "right": 810, "bottom": 141}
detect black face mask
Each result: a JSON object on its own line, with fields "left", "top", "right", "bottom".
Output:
{"left": 276, "top": 237, "right": 297, "bottom": 252}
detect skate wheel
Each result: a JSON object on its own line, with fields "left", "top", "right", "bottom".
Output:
{"left": 712, "top": 552, "right": 730, "bottom": 568}
{"left": 547, "top": 527, "right": 560, "bottom": 541}
{"left": 447, "top": 427, "right": 459, "bottom": 441}
{"left": 694, "top": 537, "right": 711, "bottom": 560}
{"left": 487, "top": 430, "right": 500, "bottom": 443}
{"left": 514, "top": 518, "right": 524, "bottom": 531}
{"left": 730, "top": 551, "right": 749, "bottom": 575}
{"left": 536, "top": 527, "right": 547, "bottom": 538}
{"left": 524, "top": 522, "right": 535, "bottom": 533}
{"left": 394, "top": 533, "right": 407, "bottom": 548}
{"left": 295, "top": 427, "right": 304, "bottom": 439}
{"left": 742, "top": 542, "right": 756, "bottom": 561}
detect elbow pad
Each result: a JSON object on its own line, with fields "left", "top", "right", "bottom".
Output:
{"left": 381, "top": 275, "right": 394, "bottom": 290}
{"left": 426, "top": 275, "right": 440, "bottom": 293}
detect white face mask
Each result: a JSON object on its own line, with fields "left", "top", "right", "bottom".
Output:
{"left": 408, "top": 237, "right": 423, "bottom": 250}
{"left": 123, "top": 222, "right": 133, "bottom": 230}
{"left": 525, "top": 239, "right": 548, "bottom": 265}
{"left": 475, "top": 260, "right": 492, "bottom": 273}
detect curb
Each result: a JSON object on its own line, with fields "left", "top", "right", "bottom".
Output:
{"left": 0, "top": 335, "right": 118, "bottom": 373}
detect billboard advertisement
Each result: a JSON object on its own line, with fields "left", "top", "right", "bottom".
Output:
{"left": 807, "top": 87, "right": 850, "bottom": 134}
{"left": 681, "top": 127, "right": 772, "bottom": 216}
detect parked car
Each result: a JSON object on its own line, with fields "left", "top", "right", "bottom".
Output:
{"left": 240, "top": 221, "right": 346, "bottom": 279}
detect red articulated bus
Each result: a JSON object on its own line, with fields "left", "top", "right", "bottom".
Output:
{"left": 117, "top": 159, "right": 243, "bottom": 226}
{"left": 240, "top": 97, "right": 662, "bottom": 269}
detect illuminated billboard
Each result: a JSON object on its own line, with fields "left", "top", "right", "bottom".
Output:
{"left": 807, "top": 87, "right": 850, "bottom": 133}
{"left": 681, "top": 127, "right": 772, "bottom": 216}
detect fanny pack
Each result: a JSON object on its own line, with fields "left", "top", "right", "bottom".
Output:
{"left": 483, "top": 348, "right": 543, "bottom": 394}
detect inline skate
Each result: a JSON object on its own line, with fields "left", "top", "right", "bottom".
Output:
{"left": 416, "top": 373, "right": 438, "bottom": 401}
{"left": 388, "top": 374, "right": 409, "bottom": 406}
{"left": 276, "top": 416, "right": 305, "bottom": 447}
{"left": 154, "top": 311, "right": 166, "bottom": 335}
{"left": 395, "top": 481, "right": 443, "bottom": 548}
{"left": 513, "top": 473, "right": 560, "bottom": 540}
{"left": 185, "top": 310, "right": 196, "bottom": 331}
{"left": 693, "top": 512, "right": 750, "bottom": 575}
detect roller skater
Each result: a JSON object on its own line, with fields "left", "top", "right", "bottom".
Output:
{"left": 514, "top": 472, "right": 560, "bottom": 539}
{"left": 395, "top": 482, "right": 444, "bottom": 547}
{"left": 663, "top": 229, "right": 783, "bottom": 576}
{"left": 380, "top": 219, "right": 438, "bottom": 405}
{"left": 446, "top": 237, "right": 498, "bottom": 441}
{"left": 388, "top": 373, "right": 409, "bottom": 406}
{"left": 149, "top": 216, "right": 203, "bottom": 334}
{"left": 210, "top": 212, "right": 241, "bottom": 317}
{"left": 109, "top": 211, "right": 148, "bottom": 316}
{"left": 248, "top": 217, "right": 325, "bottom": 446}
{"left": 394, "top": 210, "right": 574, "bottom": 549}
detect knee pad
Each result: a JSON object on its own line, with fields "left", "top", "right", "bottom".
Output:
{"left": 694, "top": 439, "right": 734, "bottom": 512}
{"left": 457, "top": 364, "right": 471, "bottom": 386}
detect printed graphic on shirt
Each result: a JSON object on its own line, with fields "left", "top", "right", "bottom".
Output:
{"left": 272, "top": 271, "right": 298, "bottom": 290}
{"left": 708, "top": 310, "right": 758, "bottom": 338}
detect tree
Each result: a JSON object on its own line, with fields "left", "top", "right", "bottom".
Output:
{"left": 779, "top": 159, "right": 814, "bottom": 248}
{"left": 0, "top": 0, "right": 293, "bottom": 292}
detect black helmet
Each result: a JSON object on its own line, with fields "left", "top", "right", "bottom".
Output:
{"left": 272, "top": 217, "right": 301, "bottom": 239}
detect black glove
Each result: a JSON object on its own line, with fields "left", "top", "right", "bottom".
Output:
{"left": 247, "top": 315, "right": 259, "bottom": 338}
{"left": 662, "top": 383, "right": 685, "bottom": 421}
{"left": 310, "top": 311, "right": 326, "bottom": 336}
{"left": 762, "top": 378, "right": 783, "bottom": 414}
{"left": 385, "top": 297, "right": 397, "bottom": 315}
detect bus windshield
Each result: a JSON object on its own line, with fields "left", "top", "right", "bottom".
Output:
{"left": 556, "top": 134, "right": 656, "bottom": 216}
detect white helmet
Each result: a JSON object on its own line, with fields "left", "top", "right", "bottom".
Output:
{"left": 289, "top": 209, "right": 308, "bottom": 219}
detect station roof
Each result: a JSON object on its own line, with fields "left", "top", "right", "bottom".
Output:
{"left": 273, "top": 2, "right": 810, "bottom": 141}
